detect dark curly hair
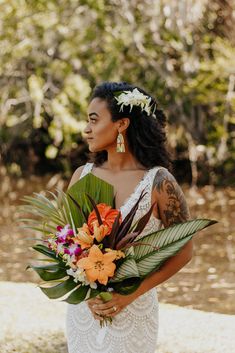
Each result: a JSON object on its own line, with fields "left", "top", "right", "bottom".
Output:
{"left": 87, "top": 81, "right": 171, "bottom": 170}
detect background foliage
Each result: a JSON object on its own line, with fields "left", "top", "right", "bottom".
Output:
{"left": 0, "top": 0, "right": 234, "bottom": 185}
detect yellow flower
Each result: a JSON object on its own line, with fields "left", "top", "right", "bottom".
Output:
{"left": 93, "top": 220, "right": 110, "bottom": 242}
{"left": 105, "top": 248, "right": 125, "bottom": 260}
{"left": 72, "top": 223, "right": 94, "bottom": 249}
{"left": 77, "top": 245, "right": 116, "bottom": 285}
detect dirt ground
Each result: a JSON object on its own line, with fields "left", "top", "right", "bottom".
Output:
{"left": 0, "top": 282, "right": 234, "bottom": 353}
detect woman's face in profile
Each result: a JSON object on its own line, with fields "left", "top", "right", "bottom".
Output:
{"left": 85, "top": 97, "right": 119, "bottom": 152}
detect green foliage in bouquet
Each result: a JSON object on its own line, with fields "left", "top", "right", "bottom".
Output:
{"left": 67, "top": 173, "right": 115, "bottom": 228}
{"left": 20, "top": 173, "right": 217, "bottom": 304}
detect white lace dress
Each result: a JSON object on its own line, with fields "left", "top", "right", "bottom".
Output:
{"left": 66, "top": 162, "right": 163, "bottom": 353}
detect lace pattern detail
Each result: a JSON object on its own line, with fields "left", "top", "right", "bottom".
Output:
{"left": 66, "top": 163, "right": 163, "bottom": 353}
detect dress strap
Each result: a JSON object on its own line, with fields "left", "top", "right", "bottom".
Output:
{"left": 119, "top": 166, "right": 166, "bottom": 218}
{"left": 80, "top": 162, "right": 94, "bottom": 179}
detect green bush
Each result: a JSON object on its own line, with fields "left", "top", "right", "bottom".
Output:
{"left": 0, "top": 0, "right": 234, "bottom": 185}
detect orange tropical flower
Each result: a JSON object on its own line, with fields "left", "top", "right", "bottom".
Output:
{"left": 77, "top": 245, "right": 116, "bottom": 285}
{"left": 72, "top": 223, "right": 94, "bottom": 249}
{"left": 105, "top": 248, "right": 125, "bottom": 260}
{"left": 93, "top": 220, "right": 110, "bottom": 242}
{"left": 88, "top": 203, "right": 121, "bottom": 234}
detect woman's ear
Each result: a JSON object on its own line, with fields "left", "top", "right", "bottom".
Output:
{"left": 118, "top": 117, "right": 130, "bottom": 132}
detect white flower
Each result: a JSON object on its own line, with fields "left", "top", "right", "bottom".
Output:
{"left": 47, "top": 238, "right": 57, "bottom": 251}
{"left": 66, "top": 268, "right": 97, "bottom": 289}
{"left": 89, "top": 281, "right": 98, "bottom": 289}
{"left": 56, "top": 243, "right": 65, "bottom": 255}
{"left": 115, "top": 88, "right": 152, "bottom": 116}
{"left": 63, "top": 253, "right": 76, "bottom": 267}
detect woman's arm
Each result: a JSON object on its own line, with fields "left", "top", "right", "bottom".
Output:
{"left": 132, "top": 168, "right": 193, "bottom": 298}
{"left": 89, "top": 169, "right": 194, "bottom": 319}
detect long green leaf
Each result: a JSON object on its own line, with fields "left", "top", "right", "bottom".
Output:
{"left": 111, "top": 219, "right": 217, "bottom": 282}
{"left": 32, "top": 192, "right": 59, "bottom": 212}
{"left": 85, "top": 193, "right": 103, "bottom": 225}
{"left": 40, "top": 277, "right": 77, "bottom": 299}
{"left": 18, "top": 218, "right": 55, "bottom": 232}
{"left": 113, "top": 277, "right": 141, "bottom": 295}
{"left": 56, "top": 190, "right": 71, "bottom": 225}
{"left": 20, "top": 205, "right": 64, "bottom": 227}
{"left": 36, "top": 258, "right": 58, "bottom": 263}
{"left": 20, "top": 225, "right": 54, "bottom": 234}
{"left": 20, "top": 196, "right": 66, "bottom": 226}
{"left": 67, "top": 173, "right": 114, "bottom": 228}
{"left": 29, "top": 265, "right": 67, "bottom": 281}
{"left": 32, "top": 244, "right": 59, "bottom": 261}
{"left": 109, "top": 257, "right": 140, "bottom": 283}
{"left": 64, "top": 284, "right": 89, "bottom": 304}
{"left": 67, "top": 193, "right": 86, "bottom": 221}
{"left": 115, "top": 189, "right": 147, "bottom": 243}
{"left": 132, "top": 202, "right": 156, "bottom": 234}
{"left": 137, "top": 235, "right": 193, "bottom": 277}
{"left": 134, "top": 219, "right": 217, "bottom": 260}
{"left": 115, "top": 232, "right": 139, "bottom": 250}
{"left": 21, "top": 195, "right": 62, "bottom": 221}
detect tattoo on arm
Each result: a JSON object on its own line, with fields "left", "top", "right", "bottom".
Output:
{"left": 153, "top": 169, "right": 190, "bottom": 227}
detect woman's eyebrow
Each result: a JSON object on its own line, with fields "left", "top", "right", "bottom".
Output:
{"left": 88, "top": 112, "right": 99, "bottom": 117}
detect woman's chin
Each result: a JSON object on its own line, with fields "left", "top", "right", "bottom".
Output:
{"left": 87, "top": 141, "right": 107, "bottom": 153}
{"left": 88, "top": 145, "right": 101, "bottom": 153}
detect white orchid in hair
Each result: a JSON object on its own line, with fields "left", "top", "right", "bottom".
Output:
{"left": 114, "top": 88, "right": 153, "bottom": 116}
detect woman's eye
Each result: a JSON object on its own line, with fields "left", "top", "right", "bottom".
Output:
{"left": 86, "top": 119, "right": 96, "bottom": 124}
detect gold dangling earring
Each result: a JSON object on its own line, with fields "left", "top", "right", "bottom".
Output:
{"left": 116, "top": 132, "right": 125, "bottom": 153}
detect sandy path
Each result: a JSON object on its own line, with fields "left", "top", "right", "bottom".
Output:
{"left": 0, "top": 282, "right": 234, "bottom": 353}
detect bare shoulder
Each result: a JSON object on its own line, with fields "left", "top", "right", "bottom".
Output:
{"left": 68, "top": 165, "right": 85, "bottom": 189}
{"left": 152, "top": 168, "right": 190, "bottom": 227}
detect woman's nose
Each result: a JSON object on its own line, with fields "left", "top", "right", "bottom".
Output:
{"left": 84, "top": 123, "right": 92, "bottom": 134}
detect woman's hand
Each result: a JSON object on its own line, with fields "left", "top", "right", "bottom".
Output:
{"left": 87, "top": 292, "right": 137, "bottom": 320}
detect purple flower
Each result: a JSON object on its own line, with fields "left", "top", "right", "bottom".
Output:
{"left": 64, "top": 244, "right": 82, "bottom": 256}
{"left": 56, "top": 224, "right": 74, "bottom": 243}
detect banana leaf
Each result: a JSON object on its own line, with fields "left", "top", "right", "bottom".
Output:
{"left": 66, "top": 173, "right": 114, "bottom": 228}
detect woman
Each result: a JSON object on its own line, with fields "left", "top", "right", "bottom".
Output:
{"left": 66, "top": 82, "right": 193, "bottom": 353}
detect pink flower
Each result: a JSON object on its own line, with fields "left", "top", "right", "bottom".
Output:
{"left": 56, "top": 224, "right": 74, "bottom": 243}
{"left": 64, "top": 244, "right": 82, "bottom": 256}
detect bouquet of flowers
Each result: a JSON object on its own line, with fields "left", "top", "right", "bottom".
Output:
{"left": 20, "top": 173, "right": 216, "bottom": 326}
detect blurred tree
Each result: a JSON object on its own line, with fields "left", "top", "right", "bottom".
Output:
{"left": 0, "top": 0, "right": 234, "bottom": 184}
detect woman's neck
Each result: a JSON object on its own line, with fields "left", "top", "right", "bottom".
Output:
{"left": 102, "top": 146, "right": 146, "bottom": 172}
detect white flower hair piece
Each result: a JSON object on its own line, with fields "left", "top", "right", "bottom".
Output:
{"left": 114, "top": 88, "right": 156, "bottom": 117}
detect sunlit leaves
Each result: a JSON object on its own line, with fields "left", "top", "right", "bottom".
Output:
{"left": 0, "top": 0, "right": 234, "bottom": 180}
